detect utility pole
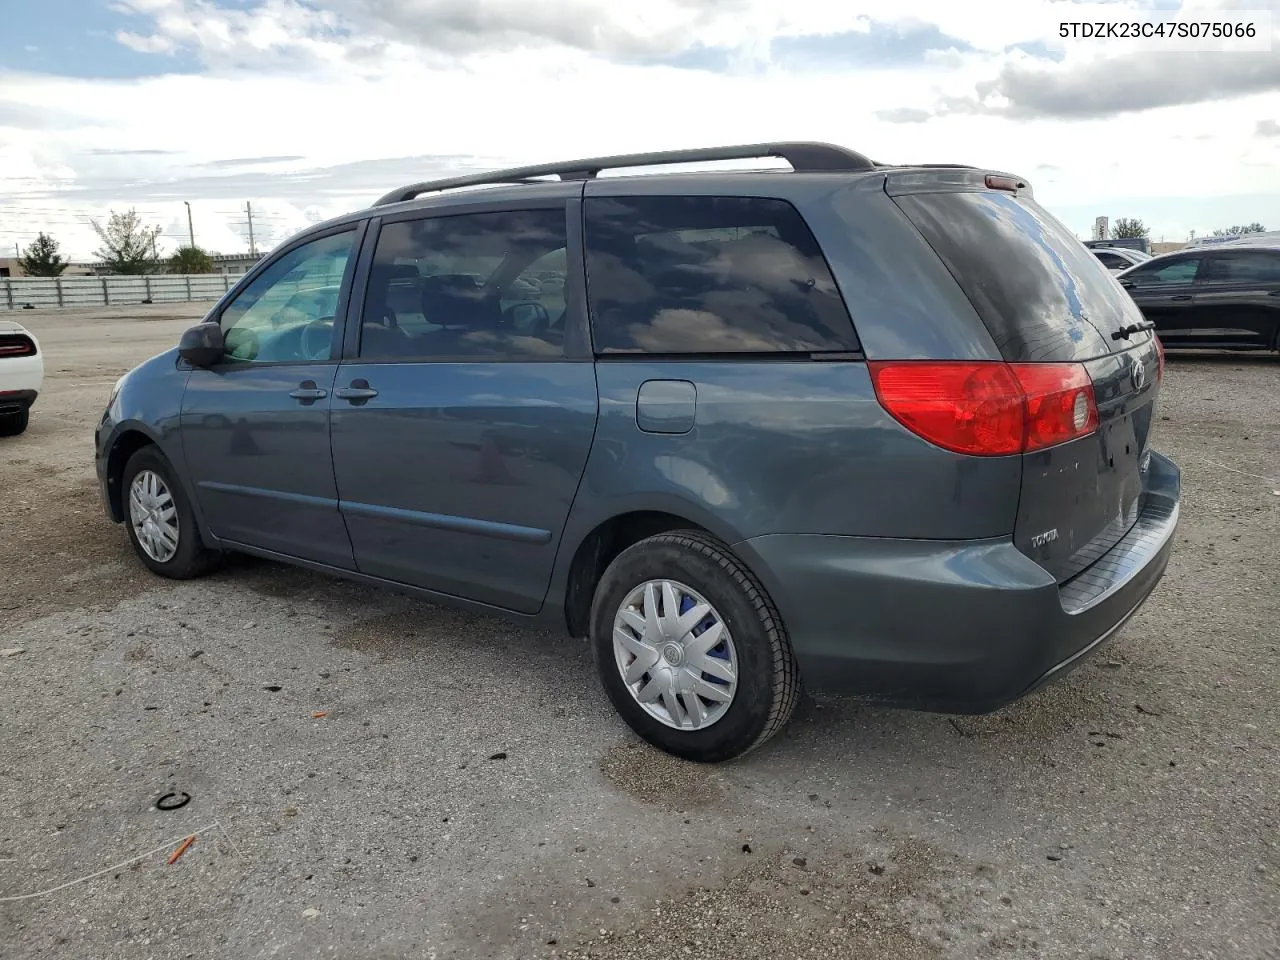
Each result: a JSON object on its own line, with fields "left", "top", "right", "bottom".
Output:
{"left": 246, "top": 201, "right": 257, "bottom": 256}
{"left": 183, "top": 201, "right": 195, "bottom": 249}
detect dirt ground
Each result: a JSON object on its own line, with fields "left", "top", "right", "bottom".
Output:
{"left": 1, "top": 304, "right": 1277, "bottom": 960}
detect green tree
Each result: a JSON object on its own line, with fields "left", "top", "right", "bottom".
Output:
{"left": 16, "top": 232, "right": 68, "bottom": 277}
{"left": 1212, "top": 222, "right": 1266, "bottom": 236}
{"left": 91, "top": 208, "right": 162, "bottom": 275}
{"left": 169, "top": 245, "right": 214, "bottom": 274}
{"left": 1112, "top": 218, "right": 1149, "bottom": 240}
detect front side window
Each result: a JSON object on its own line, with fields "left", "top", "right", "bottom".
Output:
{"left": 1094, "top": 252, "right": 1126, "bottom": 269}
{"left": 219, "top": 231, "right": 355, "bottom": 363}
{"left": 358, "top": 209, "right": 568, "bottom": 360}
{"left": 1126, "top": 257, "right": 1201, "bottom": 287}
{"left": 584, "top": 195, "right": 859, "bottom": 354}
{"left": 1202, "top": 251, "right": 1280, "bottom": 285}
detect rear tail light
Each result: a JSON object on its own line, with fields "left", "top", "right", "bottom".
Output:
{"left": 868, "top": 361, "right": 1099, "bottom": 457}
{"left": 1154, "top": 335, "right": 1165, "bottom": 382}
{"left": 0, "top": 334, "right": 36, "bottom": 358}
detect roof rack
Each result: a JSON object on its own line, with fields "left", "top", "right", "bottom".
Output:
{"left": 373, "top": 141, "right": 877, "bottom": 206}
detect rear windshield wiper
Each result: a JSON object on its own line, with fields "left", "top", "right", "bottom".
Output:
{"left": 1112, "top": 320, "right": 1156, "bottom": 341}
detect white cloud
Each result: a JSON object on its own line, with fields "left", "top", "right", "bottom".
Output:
{"left": 1, "top": 0, "right": 1279, "bottom": 259}
{"left": 115, "top": 31, "right": 178, "bottom": 54}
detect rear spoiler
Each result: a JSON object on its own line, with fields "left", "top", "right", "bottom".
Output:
{"left": 882, "top": 166, "right": 1032, "bottom": 198}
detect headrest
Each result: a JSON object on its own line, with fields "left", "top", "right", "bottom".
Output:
{"left": 420, "top": 273, "right": 500, "bottom": 330}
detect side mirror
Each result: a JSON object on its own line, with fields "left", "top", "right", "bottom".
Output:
{"left": 178, "top": 323, "right": 224, "bottom": 368}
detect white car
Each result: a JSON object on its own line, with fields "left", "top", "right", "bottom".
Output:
{"left": 1090, "top": 246, "right": 1152, "bottom": 273}
{"left": 0, "top": 319, "right": 43, "bottom": 436}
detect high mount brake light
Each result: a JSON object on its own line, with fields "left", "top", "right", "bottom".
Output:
{"left": 868, "top": 361, "right": 1099, "bottom": 457}
{"left": 984, "top": 174, "right": 1026, "bottom": 192}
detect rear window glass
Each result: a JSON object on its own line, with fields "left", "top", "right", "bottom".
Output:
{"left": 584, "top": 196, "right": 859, "bottom": 355}
{"left": 895, "top": 191, "right": 1148, "bottom": 361}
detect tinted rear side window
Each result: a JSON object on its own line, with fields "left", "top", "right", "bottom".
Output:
{"left": 1125, "top": 257, "right": 1201, "bottom": 286}
{"left": 895, "top": 191, "right": 1148, "bottom": 362}
{"left": 584, "top": 196, "right": 859, "bottom": 354}
{"left": 360, "top": 209, "right": 568, "bottom": 360}
{"left": 1203, "top": 250, "right": 1280, "bottom": 284}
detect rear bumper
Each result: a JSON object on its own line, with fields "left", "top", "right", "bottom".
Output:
{"left": 0, "top": 388, "right": 37, "bottom": 416}
{"left": 736, "top": 450, "right": 1181, "bottom": 712}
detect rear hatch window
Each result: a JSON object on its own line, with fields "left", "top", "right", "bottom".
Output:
{"left": 893, "top": 190, "right": 1149, "bottom": 363}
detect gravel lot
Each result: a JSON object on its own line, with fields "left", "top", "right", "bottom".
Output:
{"left": 1, "top": 304, "right": 1277, "bottom": 960}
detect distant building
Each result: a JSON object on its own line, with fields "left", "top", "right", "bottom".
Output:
{"left": 1185, "top": 230, "right": 1280, "bottom": 248}
{"left": 1092, "top": 216, "right": 1109, "bottom": 241}
{"left": 1150, "top": 242, "right": 1187, "bottom": 255}
{"left": 0, "top": 257, "right": 97, "bottom": 278}
{"left": 207, "top": 253, "right": 264, "bottom": 276}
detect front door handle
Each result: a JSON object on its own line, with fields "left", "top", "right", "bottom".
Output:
{"left": 289, "top": 380, "right": 328, "bottom": 404}
{"left": 1170, "top": 295, "right": 1192, "bottom": 301}
{"left": 335, "top": 379, "right": 379, "bottom": 404}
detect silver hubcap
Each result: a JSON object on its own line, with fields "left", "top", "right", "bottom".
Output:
{"left": 128, "top": 469, "right": 180, "bottom": 563}
{"left": 612, "top": 579, "right": 738, "bottom": 731}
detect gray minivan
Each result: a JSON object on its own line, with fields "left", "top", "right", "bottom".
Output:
{"left": 95, "top": 143, "right": 1180, "bottom": 761}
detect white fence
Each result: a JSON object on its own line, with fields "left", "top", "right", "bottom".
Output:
{"left": 1, "top": 274, "right": 235, "bottom": 310}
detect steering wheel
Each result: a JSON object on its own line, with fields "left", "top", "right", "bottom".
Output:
{"left": 300, "top": 317, "right": 334, "bottom": 360}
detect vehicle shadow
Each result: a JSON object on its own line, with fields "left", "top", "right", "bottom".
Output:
{"left": 1164, "top": 349, "right": 1279, "bottom": 366}
{"left": 215, "top": 549, "right": 1140, "bottom": 770}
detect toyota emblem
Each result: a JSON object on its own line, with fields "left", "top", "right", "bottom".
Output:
{"left": 1131, "top": 360, "right": 1146, "bottom": 390}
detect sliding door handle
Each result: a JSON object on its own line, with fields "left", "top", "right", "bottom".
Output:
{"left": 335, "top": 379, "right": 379, "bottom": 403}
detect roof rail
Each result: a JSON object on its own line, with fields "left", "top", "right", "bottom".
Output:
{"left": 373, "top": 141, "right": 877, "bottom": 206}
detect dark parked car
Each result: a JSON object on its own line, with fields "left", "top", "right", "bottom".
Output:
{"left": 1117, "top": 244, "right": 1280, "bottom": 352}
{"left": 95, "top": 143, "right": 1180, "bottom": 762}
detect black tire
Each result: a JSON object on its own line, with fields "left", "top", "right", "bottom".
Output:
{"left": 0, "top": 408, "right": 29, "bottom": 437}
{"left": 121, "top": 446, "right": 219, "bottom": 579}
{"left": 589, "top": 530, "right": 799, "bottom": 762}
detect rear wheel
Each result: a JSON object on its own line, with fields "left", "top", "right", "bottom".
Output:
{"left": 590, "top": 531, "right": 799, "bottom": 762}
{"left": 0, "top": 409, "right": 29, "bottom": 437}
{"left": 122, "top": 446, "right": 218, "bottom": 579}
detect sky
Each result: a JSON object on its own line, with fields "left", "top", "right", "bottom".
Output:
{"left": 0, "top": 0, "right": 1278, "bottom": 260}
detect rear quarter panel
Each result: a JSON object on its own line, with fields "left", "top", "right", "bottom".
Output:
{"left": 0, "top": 323, "right": 44, "bottom": 394}
{"left": 564, "top": 360, "right": 1022, "bottom": 544}
{"left": 795, "top": 177, "right": 1003, "bottom": 362}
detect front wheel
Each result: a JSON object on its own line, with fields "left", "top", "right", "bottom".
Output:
{"left": 590, "top": 531, "right": 799, "bottom": 762}
{"left": 121, "top": 446, "right": 219, "bottom": 579}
